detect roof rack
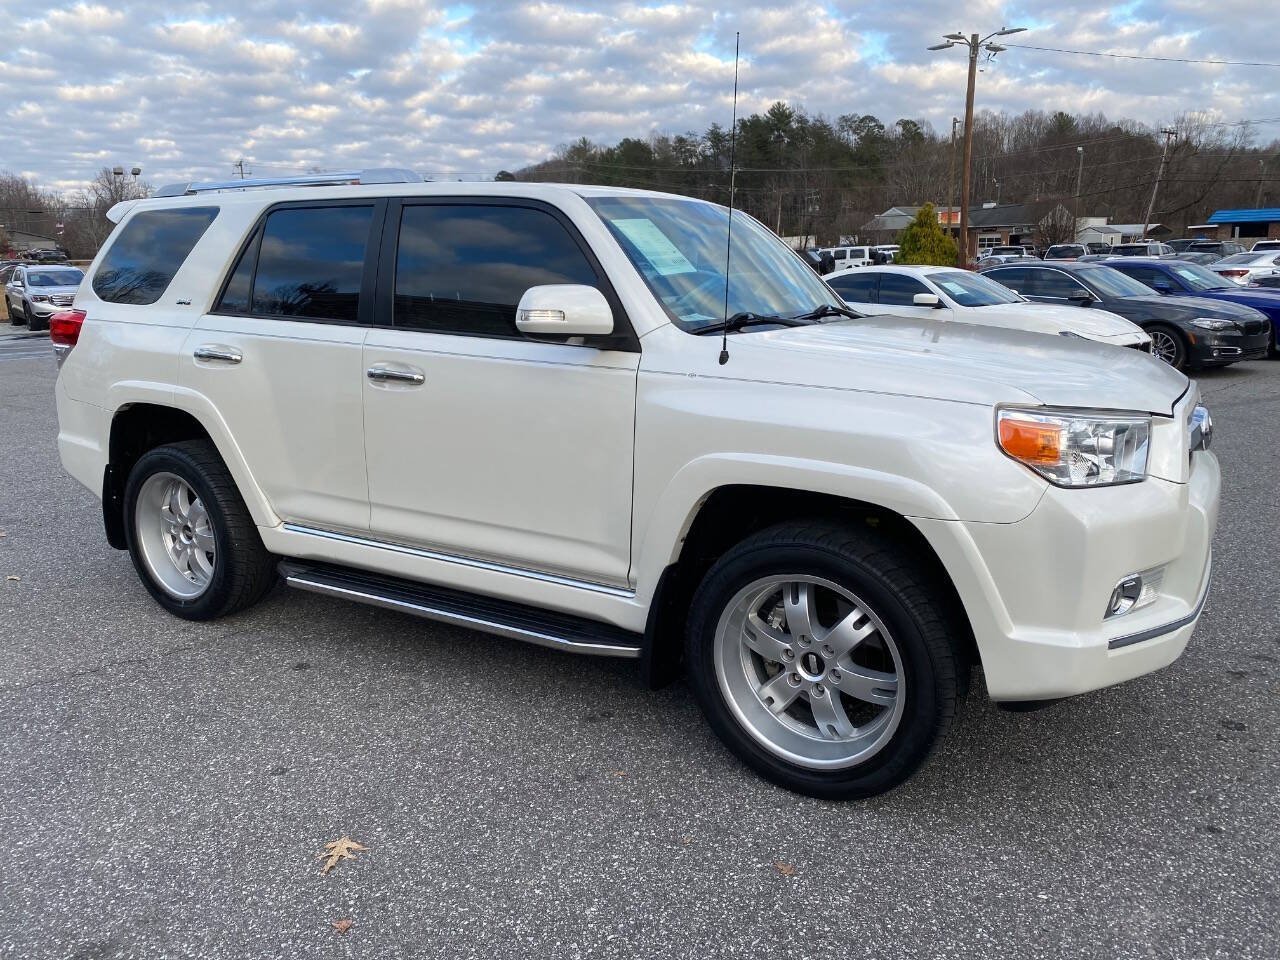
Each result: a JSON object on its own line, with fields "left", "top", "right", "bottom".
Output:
{"left": 153, "top": 168, "right": 422, "bottom": 198}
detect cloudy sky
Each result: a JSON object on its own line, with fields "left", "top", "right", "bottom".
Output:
{"left": 3, "top": 0, "right": 1278, "bottom": 192}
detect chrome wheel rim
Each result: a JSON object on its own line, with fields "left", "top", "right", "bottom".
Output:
{"left": 713, "top": 575, "right": 905, "bottom": 770}
{"left": 1150, "top": 330, "right": 1179, "bottom": 365}
{"left": 135, "top": 472, "right": 215, "bottom": 599}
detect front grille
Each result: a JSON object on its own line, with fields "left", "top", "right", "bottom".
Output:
{"left": 50, "top": 294, "right": 74, "bottom": 307}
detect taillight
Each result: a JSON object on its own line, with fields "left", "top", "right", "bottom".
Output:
{"left": 49, "top": 308, "right": 86, "bottom": 367}
{"left": 1220, "top": 270, "right": 1249, "bottom": 279}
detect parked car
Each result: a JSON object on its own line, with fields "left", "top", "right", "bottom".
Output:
{"left": 871, "top": 244, "right": 899, "bottom": 264}
{"left": 1085, "top": 242, "right": 1110, "bottom": 255}
{"left": 1250, "top": 274, "right": 1280, "bottom": 289}
{"left": 1076, "top": 253, "right": 1115, "bottom": 262}
{"left": 1172, "top": 252, "right": 1223, "bottom": 265}
{"left": 824, "top": 265, "right": 1150, "bottom": 349}
{"left": 1110, "top": 242, "right": 1175, "bottom": 257}
{"left": 1210, "top": 251, "right": 1280, "bottom": 285}
{"left": 982, "top": 261, "right": 1271, "bottom": 369}
{"left": 30, "top": 248, "right": 70, "bottom": 263}
{"left": 799, "top": 249, "right": 835, "bottom": 276}
{"left": 1184, "top": 240, "right": 1246, "bottom": 258}
{"left": 1167, "top": 239, "right": 1197, "bottom": 252}
{"left": 1106, "top": 257, "right": 1280, "bottom": 353}
{"left": 1044, "top": 243, "right": 1088, "bottom": 260}
{"left": 816, "top": 245, "right": 872, "bottom": 270}
{"left": 4, "top": 264, "right": 84, "bottom": 331}
{"left": 54, "top": 174, "right": 1219, "bottom": 800}
{"left": 1249, "top": 239, "right": 1280, "bottom": 252}
{"left": 977, "top": 245, "right": 1030, "bottom": 260}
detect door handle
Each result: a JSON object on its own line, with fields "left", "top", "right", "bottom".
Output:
{"left": 194, "top": 345, "right": 242, "bottom": 364}
{"left": 367, "top": 364, "right": 425, "bottom": 385}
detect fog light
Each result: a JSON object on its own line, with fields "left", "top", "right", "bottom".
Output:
{"left": 1105, "top": 567, "right": 1164, "bottom": 619}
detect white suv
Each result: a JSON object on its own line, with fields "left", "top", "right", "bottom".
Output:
{"left": 53, "top": 171, "right": 1219, "bottom": 799}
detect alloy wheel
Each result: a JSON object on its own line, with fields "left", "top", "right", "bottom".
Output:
{"left": 1150, "top": 329, "right": 1180, "bottom": 365}
{"left": 713, "top": 575, "right": 905, "bottom": 770}
{"left": 134, "top": 472, "right": 216, "bottom": 599}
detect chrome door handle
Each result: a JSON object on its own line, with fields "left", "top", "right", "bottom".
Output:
{"left": 367, "top": 365, "right": 425, "bottom": 385}
{"left": 193, "top": 345, "right": 242, "bottom": 364}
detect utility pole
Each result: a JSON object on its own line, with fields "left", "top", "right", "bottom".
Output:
{"left": 1142, "top": 128, "right": 1176, "bottom": 240}
{"left": 1074, "top": 146, "right": 1085, "bottom": 240}
{"left": 233, "top": 158, "right": 249, "bottom": 180}
{"left": 1255, "top": 158, "right": 1267, "bottom": 208}
{"left": 947, "top": 117, "right": 960, "bottom": 244}
{"left": 929, "top": 25, "right": 1025, "bottom": 266}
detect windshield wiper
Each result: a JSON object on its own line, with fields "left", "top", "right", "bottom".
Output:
{"left": 692, "top": 311, "right": 813, "bottom": 335}
{"left": 789, "top": 303, "right": 862, "bottom": 321}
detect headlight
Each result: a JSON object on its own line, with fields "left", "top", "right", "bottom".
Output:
{"left": 997, "top": 407, "right": 1150, "bottom": 487}
{"left": 30, "top": 294, "right": 50, "bottom": 303}
{"left": 1189, "top": 403, "right": 1212, "bottom": 452}
{"left": 1191, "top": 317, "right": 1234, "bottom": 331}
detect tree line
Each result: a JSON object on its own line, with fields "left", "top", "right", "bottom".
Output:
{"left": 0, "top": 168, "right": 148, "bottom": 260}
{"left": 514, "top": 103, "right": 1279, "bottom": 244}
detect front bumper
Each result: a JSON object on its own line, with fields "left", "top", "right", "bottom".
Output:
{"left": 1188, "top": 328, "right": 1271, "bottom": 365}
{"left": 914, "top": 450, "right": 1220, "bottom": 701}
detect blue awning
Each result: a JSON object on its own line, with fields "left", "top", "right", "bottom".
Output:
{"left": 1207, "top": 208, "right": 1280, "bottom": 223}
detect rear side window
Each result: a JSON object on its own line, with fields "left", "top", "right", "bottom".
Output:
{"left": 250, "top": 205, "right": 374, "bottom": 323}
{"left": 393, "top": 204, "right": 599, "bottom": 337}
{"left": 828, "top": 272, "right": 877, "bottom": 302}
{"left": 92, "top": 207, "right": 218, "bottom": 304}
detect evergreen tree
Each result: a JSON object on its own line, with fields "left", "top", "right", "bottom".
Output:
{"left": 896, "top": 204, "right": 958, "bottom": 266}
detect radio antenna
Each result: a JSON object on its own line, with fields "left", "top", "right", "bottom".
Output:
{"left": 718, "top": 32, "right": 741, "bottom": 366}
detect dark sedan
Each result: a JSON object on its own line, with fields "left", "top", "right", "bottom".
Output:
{"left": 1105, "top": 257, "right": 1280, "bottom": 355}
{"left": 980, "top": 260, "right": 1271, "bottom": 370}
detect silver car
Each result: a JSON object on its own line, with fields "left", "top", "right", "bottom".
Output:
{"left": 5, "top": 265, "right": 84, "bottom": 332}
{"left": 1210, "top": 251, "right": 1280, "bottom": 285}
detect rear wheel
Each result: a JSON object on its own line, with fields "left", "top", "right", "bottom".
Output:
{"left": 123, "top": 440, "right": 276, "bottom": 620}
{"left": 8, "top": 298, "right": 24, "bottom": 324}
{"left": 685, "top": 521, "right": 961, "bottom": 800}
{"left": 1147, "top": 323, "right": 1186, "bottom": 370}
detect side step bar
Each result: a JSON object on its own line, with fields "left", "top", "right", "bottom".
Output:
{"left": 278, "top": 561, "right": 643, "bottom": 659}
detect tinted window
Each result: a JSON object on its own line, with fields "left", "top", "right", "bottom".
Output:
{"left": 92, "top": 207, "right": 218, "bottom": 304}
{"left": 1035, "top": 270, "right": 1090, "bottom": 298}
{"left": 251, "top": 205, "right": 373, "bottom": 323}
{"left": 832, "top": 250, "right": 847, "bottom": 260}
{"left": 930, "top": 270, "right": 1022, "bottom": 306}
{"left": 1112, "top": 264, "right": 1166, "bottom": 289}
{"left": 877, "top": 273, "right": 930, "bottom": 306}
{"left": 986, "top": 267, "right": 1035, "bottom": 294}
{"left": 394, "top": 204, "right": 599, "bottom": 337}
{"left": 215, "top": 230, "right": 259, "bottom": 314}
{"left": 828, "top": 272, "right": 877, "bottom": 302}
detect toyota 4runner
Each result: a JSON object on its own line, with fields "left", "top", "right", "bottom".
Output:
{"left": 52, "top": 171, "right": 1219, "bottom": 799}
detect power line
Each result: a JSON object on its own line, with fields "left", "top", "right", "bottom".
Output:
{"left": 1003, "top": 42, "right": 1280, "bottom": 68}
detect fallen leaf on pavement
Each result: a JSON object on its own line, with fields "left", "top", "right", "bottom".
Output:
{"left": 773, "top": 860, "right": 796, "bottom": 877}
{"left": 5, "top": 575, "right": 18, "bottom": 582}
{"left": 317, "top": 836, "right": 368, "bottom": 875}
{"left": 331, "top": 919, "right": 354, "bottom": 935}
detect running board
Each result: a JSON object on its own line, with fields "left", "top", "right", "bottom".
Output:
{"left": 278, "top": 561, "right": 642, "bottom": 659}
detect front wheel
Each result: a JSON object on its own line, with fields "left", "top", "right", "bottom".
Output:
{"left": 1147, "top": 323, "right": 1186, "bottom": 369}
{"left": 24, "top": 302, "right": 47, "bottom": 332}
{"left": 685, "top": 521, "right": 962, "bottom": 800}
{"left": 123, "top": 440, "right": 276, "bottom": 620}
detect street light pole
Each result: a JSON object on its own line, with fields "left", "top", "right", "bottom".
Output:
{"left": 1074, "top": 146, "right": 1085, "bottom": 239}
{"left": 947, "top": 116, "right": 960, "bottom": 244}
{"left": 929, "top": 26, "right": 1025, "bottom": 266}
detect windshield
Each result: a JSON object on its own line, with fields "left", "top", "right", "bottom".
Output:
{"left": 1217, "top": 253, "right": 1267, "bottom": 265}
{"left": 27, "top": 269, "right": 83, "bottom": 287}
{"left": 585, "top": 195, "right": 840, "bottom": 331}
{"left": 1080, "top": 266, "right": 1160, "bottom": 298}
{"left": 1168, "top": 263, "right": 1233, "bottom": 291}
{"left": 929, "top": 270, "right": 1023, "bottom": 306}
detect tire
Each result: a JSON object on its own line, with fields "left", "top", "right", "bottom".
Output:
{"left": 123, "top": 440, "right": 276, "bottom": 620}
{"left": 24, "top": 302, "right": 47, "bottom": 332}
{"left": 8, "top": 297, "right": 24, "bottom": 325}
{"left": 685, "top": 521, "right": 961, "bottom": 800}
{"left": 1146, "top": 323, "right": 1187, "bottom": 370}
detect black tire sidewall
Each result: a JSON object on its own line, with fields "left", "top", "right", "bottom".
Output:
{"left": 123, "top": 446, "right": 239, "bottom": 620}
{"left": 1148, "top": 323, "right": 1186, "bottom": 370}
{"left": 687, "top": 537, "right": 949, "bottom": 800}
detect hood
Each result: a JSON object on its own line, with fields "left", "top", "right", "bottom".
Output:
{"left": 1125, "top": 293, "right": 1265, "bottom": 320}
{"left": 731, "top": 316, "right": 1188, "bottom": 416}
{"left": 977, "top": 301, "right": 1145, "bottom": 340}
{"left": 30, "top": 284, "right": 81, "bottom": 295}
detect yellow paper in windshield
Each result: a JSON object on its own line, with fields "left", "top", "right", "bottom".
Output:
{"left": 612, "top": 218, "right": 697, "bottom": 276}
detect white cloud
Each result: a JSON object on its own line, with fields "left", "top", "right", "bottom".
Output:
{"left": 1, "top": 0, "right": 1277, "bottom": 193}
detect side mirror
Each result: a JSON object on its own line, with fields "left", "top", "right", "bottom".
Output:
{"left": 515, "top": 284, "right": 614, "bottom": 338}
{"left": 1070, "top": 292, "right": 1093, "bottom": 306}
{"left": 913, "top": 292, "right": 943, "bottom": 308}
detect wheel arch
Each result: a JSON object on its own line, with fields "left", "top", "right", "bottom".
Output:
{"left": 104, "top": 402, "right": 276, "bottom": 548}
{"left": 641, "top": 483, "right": 976, "bottom": 691}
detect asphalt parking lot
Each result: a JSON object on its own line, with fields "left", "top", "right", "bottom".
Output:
{"left": 1, "top": 332, "right": 1277, "bottom": 960}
